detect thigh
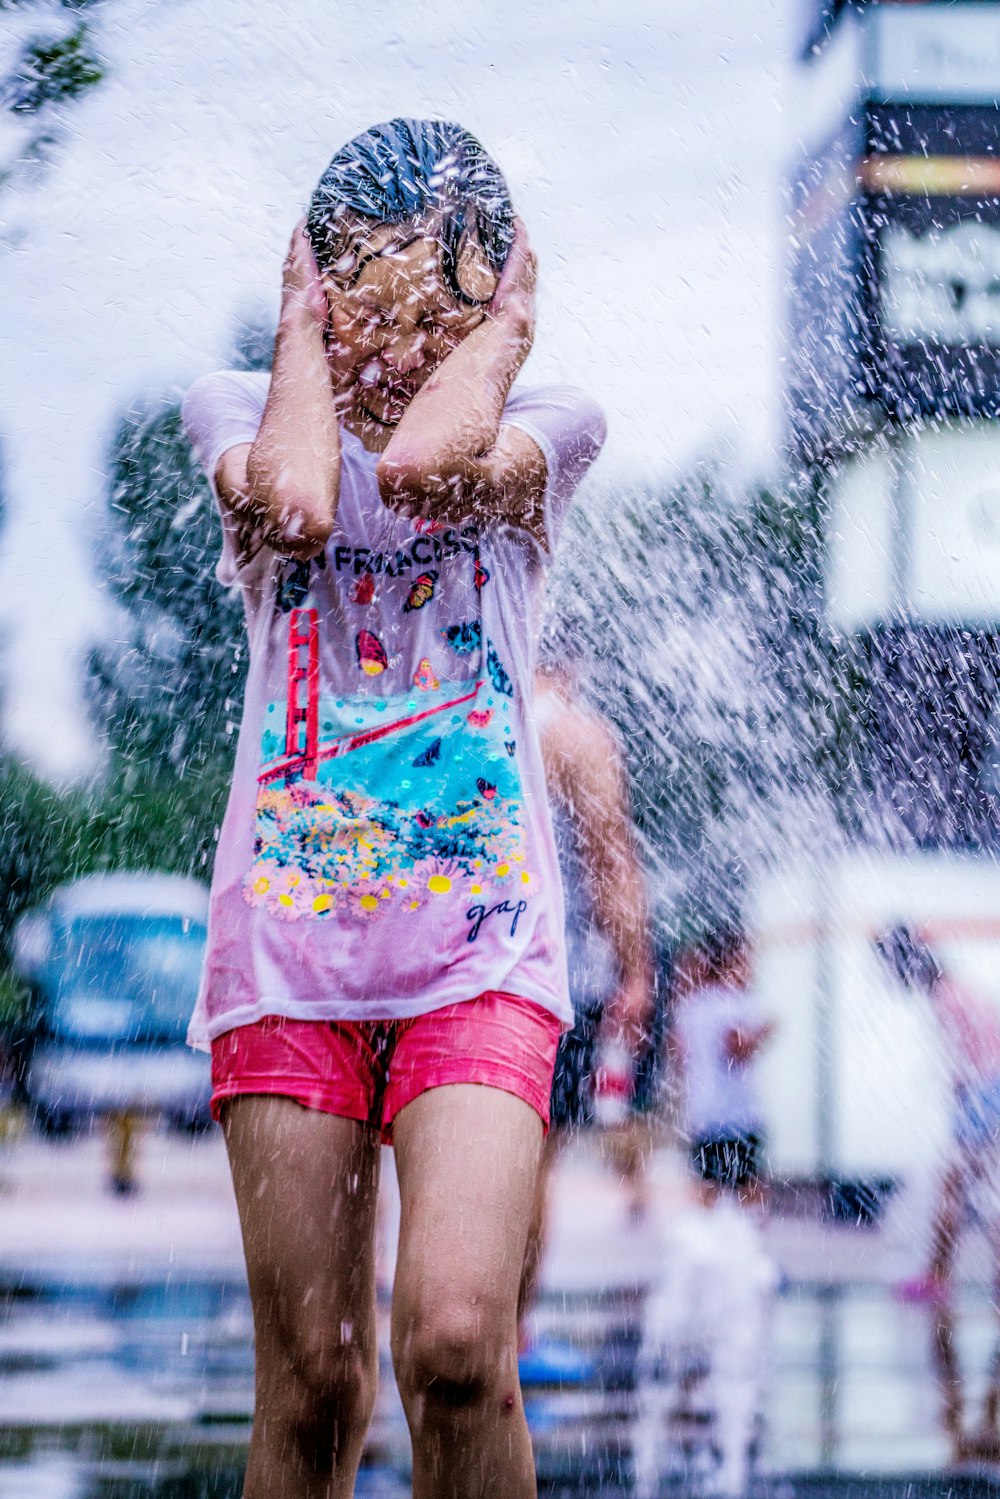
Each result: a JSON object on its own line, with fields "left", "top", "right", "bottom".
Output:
{"left": 222, "top": 1096, "right": 382, "bottom": 1372}
{"left": 391, "top": 1084, "right": 544, "bottom": 1337}
{"left": 383, "top": 992, "right": 560, "bottom": 1139}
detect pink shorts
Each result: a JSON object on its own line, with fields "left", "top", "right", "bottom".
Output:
{"left": 210, "top": 991, "right": 561, "bottom": 1143}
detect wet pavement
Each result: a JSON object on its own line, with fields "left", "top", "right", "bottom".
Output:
{"left": 1, "top": 1129, "right": 1000, "bottom": 1496}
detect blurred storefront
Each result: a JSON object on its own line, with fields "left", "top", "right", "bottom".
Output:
{"left": 784, "top": 0, "right": 1000, "bottom": 1183}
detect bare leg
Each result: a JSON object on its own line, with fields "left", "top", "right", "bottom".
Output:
{"left": 105, "top": 1109, "right": 143, "bottom": 1195}
{"left": 930, "top": 1300, "right": 965, "bottom": 1459}
{"left": 966, "top": 1256, "right": 1000, "bottom": 1457}
{"left": 222, "top": 1097, "right": 382, "bottom": 1499}
{"left": 928, "top": 1163, "right": 965, "bottom": 1283}
{"left": 391, "top": 1084, "right": 544, "bottom": 1499}
{"left": 601, "top": 1117, "right": 652, "bottom": 1222}
{"left": 518, "top": 1127, "right": 564, "bottom": 1333}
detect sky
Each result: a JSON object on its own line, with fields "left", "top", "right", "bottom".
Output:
{"left": 0, "top": 0, "right": 792, "bottom": 778}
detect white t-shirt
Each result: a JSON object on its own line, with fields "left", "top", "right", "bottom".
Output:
{"left": 675, "top": 982, "right": 768, "bottom": 1139}
{"left": 181, "top": 370, "right": 605, "bottom": 1049}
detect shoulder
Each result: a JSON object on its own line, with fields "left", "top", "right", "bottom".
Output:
{"left": 181, "top": 369, "right": 270, "bottom": 435}
{"left": 541, "top": 692, "right": 619, "bottom": 770}
{"left": 503, "top": 384, "right": 607, "bottom": 449}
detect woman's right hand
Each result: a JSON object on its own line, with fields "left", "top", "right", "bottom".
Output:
{"left": 281, "top": 219, "right": 329, "bottom": 329}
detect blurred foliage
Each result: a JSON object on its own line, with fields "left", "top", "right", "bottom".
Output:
{"left": 88, "top": 398, "right": 246, "bottom": 778}
{"left": 0, "top": 319, "right": 271, "bottom": 992}
{"left": 63, "top": 761, "right": 231, "bottom": 880}
{"left": 86, "top": 322, "right": 276, "bottom": 780}
{"left": 0, "top": 4, "right": 109, "bottom": 194}
{"left": 0, "top": 968, "right": 30, "bottom": 1030}
{"left": 3, "top": 22, "right": 104, "bottom": 113}
{"left": 0, "top": 755, "right": 72, "bottom": 960}
{"left": 0, "top": 755, "right": 229, "bottom": 976}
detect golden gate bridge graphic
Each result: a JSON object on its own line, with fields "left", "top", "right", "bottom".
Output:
{"left": 257, "top": 608, "right": 481, "bottom": 788}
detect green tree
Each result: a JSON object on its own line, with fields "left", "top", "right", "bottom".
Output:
{"left": 84, "top": 319, "right": 271, "bottom": 875}
{"left": 0, "top": 2, "right": 108, "bottom": 192}
{"left": 88, "top": 395, "right": 246, "bottom": 779}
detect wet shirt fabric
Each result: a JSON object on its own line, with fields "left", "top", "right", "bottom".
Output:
{"left": 675, "top": 983, "right": 769, "bottom": 1140}
{"left": 181, "top": 371, "right": 605, "bottom": 1049}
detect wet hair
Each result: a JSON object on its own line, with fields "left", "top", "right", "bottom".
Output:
{"left": 873, "top": 924, "right": 943, "bottom": 993}
{"left": 697, "top": 925, "right": 748, "bottom": 985}
{"left": 306, "top": 117, "right": 515, "bottom": 306}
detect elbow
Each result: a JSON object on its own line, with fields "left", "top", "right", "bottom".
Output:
{"left": 376, "top": 453, "right": 424, "bottom": 511}
{"left": 248, "top": 473, "right": 334, "bottom": 561}
{"left": 274, "top": 507, "right": 333, "bottom": 561}
{"left": 376, "top": 452, "right": 456, "bottom": 512}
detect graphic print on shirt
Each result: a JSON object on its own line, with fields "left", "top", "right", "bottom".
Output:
{"left": 243, "top": 606, "right": 532, "bottom": 924}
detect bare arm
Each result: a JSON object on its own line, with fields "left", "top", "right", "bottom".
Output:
{"left": 218, "top": 224, "right": 341, "bottom": 561}
{"left": 541, "top": 698, "right": 654, "bottom": 1054}
{"left": 376, "top": 221, "right": 549, "bottom": 542}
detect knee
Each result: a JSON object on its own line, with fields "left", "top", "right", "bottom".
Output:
{"left": 259, "top": 1333, "right": 376, "bottom": 1462}
{"left": 393, "top": 1300, "right": 512, "bottom": 1415}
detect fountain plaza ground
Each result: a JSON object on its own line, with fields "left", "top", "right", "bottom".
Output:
{"left": 0, "top": 1123, "right": 999, "bottom": 1497}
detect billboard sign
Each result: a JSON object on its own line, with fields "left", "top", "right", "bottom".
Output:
{"left": 880, "top": 220, "right": 1000, "bottom": 344}
{"left": 787, "top": 103, "right": 1000, "bottom": 454}
{"left": 801, "top": 0, "right": 1000, "bottom": 72}
{"left": 865, "top": 163, "right": 1000, "bottom": 421}
{"left": 871, "top": 4, "right": 1000, "bottom": 103}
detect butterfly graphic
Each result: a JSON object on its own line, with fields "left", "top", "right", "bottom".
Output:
{"left": 413, "top": 737, "right": 442, "bottom": 767}
{"left": 442, "top": 620, "right": 482, "bottom": 655}
{"left": 505, "top": 740, "right": 517, "bottom": 757}
{"left": 352, "top": 573, "right": 375, "bottom": 605}
{"left": 474, "top": 557, "right": 490, "bottom": 591}
{"left": 276, "top": 551, "right": 326, "bottom": 613}
{"left": 467, "top": 708, "right": 494, "bottom": 729}
{"left": 404, "top": 570, "right": 439, "bottom": 612}
{"left": 476, "top": 778, "right": 497, "bottom": 801}
{"left": 356, "top": 630, "right": 388, "bottom": 676}
{"left": 486, "top": 641, "right": 513, "bottom": 697}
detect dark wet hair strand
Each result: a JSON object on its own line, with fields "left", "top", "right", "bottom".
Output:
{"left": 306, "top": 117, "right": 515, "bottom": 305}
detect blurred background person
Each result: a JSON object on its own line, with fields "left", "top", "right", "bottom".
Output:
{"left": 636, "top": 925, "right": 777, "bottom": 1498}
{"left": 518, "top": 644, "right": 654, "bottom": 1375}
{"left": 671, "top": 925, "right": 774, "bottom": 1209}
{"left": 875, "top": 924, "right": 1000, "bottom": 1459}
{"left": 875, "top": 924, "right": 1000, "bottom": 1303}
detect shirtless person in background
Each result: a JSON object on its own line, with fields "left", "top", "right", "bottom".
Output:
{"left": 518, "top": 647, "right": 654, "bottom": 1354}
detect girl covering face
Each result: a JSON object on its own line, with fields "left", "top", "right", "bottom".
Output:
{"left": 182, "top": 117, "right": 606, "bottom": 1499}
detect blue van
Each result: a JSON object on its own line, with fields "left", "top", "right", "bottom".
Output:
{"left": 12, "top": 873, "right": 211, "bottom": 1134}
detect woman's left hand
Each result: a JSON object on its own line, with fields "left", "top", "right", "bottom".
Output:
{"left": 487, "top": 217, "right": 537, "bottom": 344}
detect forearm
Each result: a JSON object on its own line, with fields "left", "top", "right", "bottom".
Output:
{"left": 594, "top": 852, "right": 654, "bottom": 1048}
{"left": 245, "top": 304, "right": 341, "bottom": 559}
{"left": 377, "top": 309, "right": 531, "bottom": 505}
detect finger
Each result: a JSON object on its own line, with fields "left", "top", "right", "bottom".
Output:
{"left": 510, "top": 217, "right": 533, "bottom": 259}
